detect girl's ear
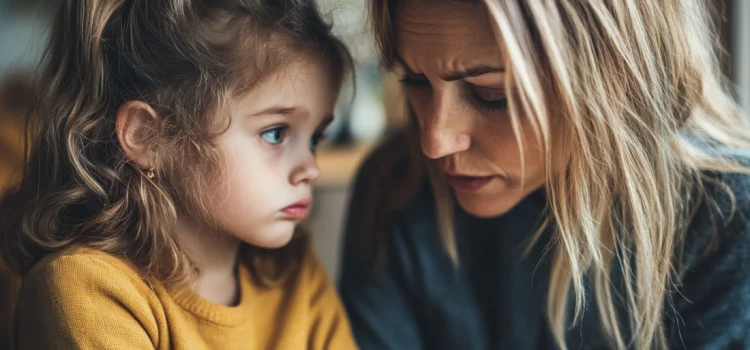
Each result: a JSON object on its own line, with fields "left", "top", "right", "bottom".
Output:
{"left": 115, "top": 101, "right": 158, "bottom": 169}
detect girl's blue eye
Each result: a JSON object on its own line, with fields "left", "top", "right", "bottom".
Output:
{"left": 310, "top": 132, "right": 326, "bottom": 151}
{"left": 261, "top": 126, "right": 286, "bottom": 145}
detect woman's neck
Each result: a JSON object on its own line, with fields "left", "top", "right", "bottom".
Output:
{"left": 176, "top": 218, "right": 241, "bottom": 306}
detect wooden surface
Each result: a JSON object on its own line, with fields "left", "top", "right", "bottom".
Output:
{"left": 315, "top": 143, "right": 374, "bottom": 187}
{"left": 0, "top": 111, "right": 24, "bottom": 195}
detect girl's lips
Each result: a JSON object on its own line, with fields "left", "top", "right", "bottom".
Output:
{"left": 446, "top": 174, "right": 495, "bottom": 192}
{"left": 281, "top": 206, "right": 309, "bottom": 219}
{"left": 281, "top": 197, "right": 311, "bottom": 219}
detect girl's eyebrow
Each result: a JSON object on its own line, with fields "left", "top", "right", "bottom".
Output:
{"left": 249, "top": 105, "right": 333, "bottom": 128}
{"left": 251, "top": 106, "right": 301, "bottom": 117}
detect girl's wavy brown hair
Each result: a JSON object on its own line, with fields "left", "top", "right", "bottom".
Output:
{"left": 0, "top": 0, "right": 351, "bottom": 287}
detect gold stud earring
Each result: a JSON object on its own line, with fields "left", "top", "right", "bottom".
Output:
{"left": 146, "top": 167, "right": 155, "bottom": 179}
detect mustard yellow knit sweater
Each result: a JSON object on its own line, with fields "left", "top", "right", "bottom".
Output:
{"left": 13, "top": 246, "right": 357, "bottom": 349}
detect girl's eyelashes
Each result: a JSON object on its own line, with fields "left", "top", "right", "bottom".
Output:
{"left": 260, "top": 126, "right": 287, "bottom": 145}
{"left": 260, "top": 124, "right": 328, "bottom": 151}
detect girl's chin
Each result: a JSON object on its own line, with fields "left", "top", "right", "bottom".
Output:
{"left": 236, "top": 221, "right": 296, "bottom": 249}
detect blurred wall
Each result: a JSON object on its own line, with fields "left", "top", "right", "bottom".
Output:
{"left": 731, "top": 0, "right": 750, "bottom": 110}
{"left": 0, "top": 8, "right": 47, "bottom": 78}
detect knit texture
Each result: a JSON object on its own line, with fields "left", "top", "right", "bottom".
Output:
{"left": 13, "top": 245, "right": 357, "bottom": 349}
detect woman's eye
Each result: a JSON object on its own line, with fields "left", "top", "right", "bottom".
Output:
{"left": 474, "top": 95, "right": 508, "bottom": 111}
{"left": 260, "top": 126, "right": 287, "bottom": 145}
{"left": 471, "top": 87, "right": 508, "bottom": 111}
{"left": 310, "top": 132, "right": 327, "bottom": 151}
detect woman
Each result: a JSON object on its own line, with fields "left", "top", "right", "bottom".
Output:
{"left": 340, "top": 0, "right": 750, "bottom": 349}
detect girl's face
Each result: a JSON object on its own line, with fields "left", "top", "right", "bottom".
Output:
{"left": 395, "top": 0, "right": 547, "bottom": 217}
{"left": 214, "top": 56, "right": 337, "bottom": 248}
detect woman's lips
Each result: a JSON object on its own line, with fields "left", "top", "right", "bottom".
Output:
{"left": 281, "top": 197, "right": 311, "bottom": 219}
{"left": 446, "top": 174, "right": 495, "bottom": 192}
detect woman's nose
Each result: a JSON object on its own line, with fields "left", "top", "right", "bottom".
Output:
{"left": 419, "top": 94, "right": 471, "bottom": 159}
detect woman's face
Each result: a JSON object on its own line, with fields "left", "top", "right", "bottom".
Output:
{"left": 395, "top": 0, "right": 546, "bottom": 217}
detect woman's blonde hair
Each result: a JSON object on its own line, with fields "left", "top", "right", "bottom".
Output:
{"left": 369, "top": 0, "right": 750, "bottom": 349}
{"left": 0, "top": 0, "right": 351, "bottom": 288}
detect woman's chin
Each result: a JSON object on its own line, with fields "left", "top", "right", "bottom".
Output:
{"left": 455, "top": 191, "right": 523, "bottom": 218}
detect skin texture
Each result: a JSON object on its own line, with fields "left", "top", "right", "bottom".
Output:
{"left": 396, "top": 0, "right": 546, "bottom": 217}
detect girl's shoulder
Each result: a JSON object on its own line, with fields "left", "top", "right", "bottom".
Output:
{"left": 19, "top": 245, "right": 159, "bottom": 318}
{"left": 24, "top": 246, "right": 146, "bottom": 288}
{"left": 15, "top": 246, "right": 164, "bottom": 348}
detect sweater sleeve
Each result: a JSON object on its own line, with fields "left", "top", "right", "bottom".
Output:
{"left": 13, "top": 252, "right": 159, "bottom": 350}
{"left": 301, "top": 247, "right": 359, "bottom": 350}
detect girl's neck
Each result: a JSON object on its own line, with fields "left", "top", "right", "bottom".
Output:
{"left": 176, "top": 218, "right": 241, "bottom": 306}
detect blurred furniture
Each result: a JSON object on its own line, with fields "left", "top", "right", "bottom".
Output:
{"left": 0, "top": 77, "right": 26, "bottom": 194}
{"left": 305, "top": 144, "right": 373, "bottom": 280}
{"left": 0, "top": 73, "right": 28, "bottom": 349}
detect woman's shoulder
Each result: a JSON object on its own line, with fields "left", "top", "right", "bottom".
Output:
{"left": 682, "top": 148, "right": 750, "bottom": 270}
{"left": 695, "top": 146, "right": 750, "bottom": 228}
{"left": 665, "top": 149, "right": 750, "bottom": 344}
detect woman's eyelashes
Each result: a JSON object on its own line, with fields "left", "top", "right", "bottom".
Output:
{"left": 400, "top": 74, "right": 508, "bottom": 111}
{"left": 471, "top": 90, "right": 508, "bottom": 111}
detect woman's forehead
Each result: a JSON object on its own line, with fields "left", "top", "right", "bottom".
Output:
{"left": 394, "top": 0, "right": 504, "bottom": 74}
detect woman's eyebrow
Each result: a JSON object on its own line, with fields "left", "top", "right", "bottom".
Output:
{"left": 394, "top": 54, "right": 504, "bottom": 81}
{"left": 441, "top": 66, "right": 505, "bottom": 81}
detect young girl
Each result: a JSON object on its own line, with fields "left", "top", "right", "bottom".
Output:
{"left": 0, "top": 0, "right": 356, "bottom": 349}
